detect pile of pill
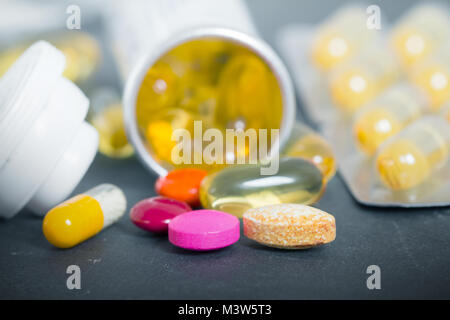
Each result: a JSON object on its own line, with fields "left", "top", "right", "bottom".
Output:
{"left": 310, "top": 3, "right": 450, "bottom": 191}
{"left": 0, "top": 18, "right": 339, "bottom": 253}
{"left": 136, "top": 39, "right": 283, "bottom": 170}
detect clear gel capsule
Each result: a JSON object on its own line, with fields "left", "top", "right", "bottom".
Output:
{"left": 390, "top": 4, "right": 450, "bottom": 67}
{"left": 199, "top": 158, "right": 325, "bottom": 218}
{"left": 311, "top": 6, "right": 377, "bottom": 71}
{"left": 282, "top": 123, "right": 336, "bottom": 181}
{"left": 43, "top": 184, "right": 126, "bottom": 248}
{"left": 89, "top": 88, "right": 134, "bottom": 158}
{"left": 353, "top": 83, "right": 429, "bottom": 155}
{"left": 376, "top": 116, "right": 450, "bottom": 190}
{"left": 0, "top": 31, "right": 100, "bottom": 84}
{"left": 410, "top": 46, "right": 450, "bottom": 110}
{"left": 329, "top": 45, "right": 400, "bottom": 113}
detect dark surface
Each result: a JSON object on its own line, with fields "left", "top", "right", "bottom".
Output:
{"left": 1, "top": 0, "right": 450, "bottom": 300}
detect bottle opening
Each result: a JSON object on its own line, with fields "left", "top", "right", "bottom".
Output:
{"left": 125, "top": 29, "right": 295, "bottom": 176}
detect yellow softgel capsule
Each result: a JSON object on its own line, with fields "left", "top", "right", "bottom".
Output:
{"left": 390, "top": 4, "right": 450, "bottom": 68}
{"left": 311, "top": 6, "right": 377, "bottom": 71}
{"left": 353, "top": 83, "right": 428, "bottom": 155}
{"left": 329, "top": 46, "right": 400, "bottom": 113}
{"left": 145, "top": 109, "right": 194, "bottom": 163}
{"left": 136, "top": 61, "right": 179, "bottom": 129}
{"left": 91, "top": 104, "right": 134, "bottom": 159}
{"left": 282, "top": 123, "right": 336, "bottom": 181}
{"left": 43, "top": 184, "right": 126, "bottom": 248}
{"left": 410, "top": 47, "right": 450, "bottom": 111}
{"left": 376, "top": 117, "right": 449, "bottom": 190}
{"left": 216, "top": 53, "right": 282, "bottom": 133}
{"left": 0, "top": 31, "right": 100, "bottom": 84}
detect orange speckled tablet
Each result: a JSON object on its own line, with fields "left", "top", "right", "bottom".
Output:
{"left": 243, "top": 204, "right": 336, "bottom": 249}
{"left": 155, "top": 168, "right": 208, "bottom": 207}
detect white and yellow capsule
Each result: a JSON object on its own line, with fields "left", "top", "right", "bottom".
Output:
{"left": 43, "top": 184, "right": 126, "bottom": 248}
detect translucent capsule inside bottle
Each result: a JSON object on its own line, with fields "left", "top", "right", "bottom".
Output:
{"left": 329, "top": 45, "right": 400, "bottom": 113}
{"left": 281, "top": 123, "right": 336, "bottom": 181}
{"left": 353, "top": 83, "right": 429, "bottom": 155}
{"left": 199, "top": 157, "right": 325, "bottom": 218}
{"left": 390, "top": 4, "right": 450, "bottom": 68}
{"left": 376, "top": 116, "right": 450, "bottom": 190}
{"left": 311, "top": 6, "right": 378, "bottom": 71}
{"left": 135, "top": 39, "right": 283, "bottom": 172}
{"left": 410, "top": 46, "right": 450, "bottom": 111}
{"left": 0, "top": 31, "right": 100, "bottom": 84}
{"left": 89, "top": 88, "right": 134, "bottom": 158}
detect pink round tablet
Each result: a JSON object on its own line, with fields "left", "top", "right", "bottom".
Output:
{"left": 168, "top": 210, "right": 240, "bottom": 251}
{"left": 130, "top": 197, "right": 192, "bottom": 233}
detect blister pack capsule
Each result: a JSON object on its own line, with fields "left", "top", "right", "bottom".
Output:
{"left": 311, "top": 6, "right": 377, "bottom": 71}
{"left": 353, "top": 83, "right": 429, "bottom": 155}
{"left": 410, "top": 46, "right": 450, "bottom": 110}
{"left": 390, "top": 4, "right": 450, "bottom": 67}
{"left": 376, "top": 116, "right": 450, "bottom": 190}
{"left": 329, "top": 45, "right": 400, "bottom": 113}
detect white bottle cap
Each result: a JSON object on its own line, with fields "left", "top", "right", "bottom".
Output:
{"left": 0, "top": 41, "right": 99, "bottom": 218}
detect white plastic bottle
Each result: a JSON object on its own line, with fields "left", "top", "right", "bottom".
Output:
{"left": 0, "top": 41, "right": 98, "bottom": 218}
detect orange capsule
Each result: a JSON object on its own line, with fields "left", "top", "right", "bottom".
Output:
{"left": 155, "top": 169, "right": 208, "bottom": 207}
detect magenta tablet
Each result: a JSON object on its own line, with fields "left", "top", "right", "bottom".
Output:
{"left": 130, "top": 197, "right": 192, "bottom": 233}
{"left": 168, "top": 210, "right": 240, "bottom": 251}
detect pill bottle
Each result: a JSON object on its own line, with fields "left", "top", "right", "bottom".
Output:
{"left": 376, "top": 116, "right": 449, "bottom": 190}
{"left": 0, "top": 41, "right": 98, "bottom": 219}
{"left": 310, "top": 5, "right": 379, "bottom": 72}
{"left": 353, "top": 83, "right": 429, "bottom": 155}
{"left": 106, "top": 0, "right": 295, "bottom": 176}
{"left": 329, "top": 44, "right": 400, "bottom": 113}
{"left": 390, "top": 3, "right": 450, "bottom": 68}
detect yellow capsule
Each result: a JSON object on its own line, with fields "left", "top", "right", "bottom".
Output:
{"left": 329, "top": 46, "right": 400, "bottom": 113}
{"left": 43, "top": 184, "right": 126, "bottom": 249}
{"left": 217, "top": 53, "right": 282, "bottom": 132}
{"left": 145, "top": 109, "right": 194, "bottom": 164}
{"left": 390, "top": 4, "right": 450, "bottom": 68}
{"left": 410, "top": 47, "right": 450, "bottom": 111}
{"left": 311, "top": 6, "right": 377, "bottom": 71}
{"left": 282, "top": 123, "right": 336, "bottom": 181}
{"left": 136, "top": 61, "right": 179, "bottom": 129}
{"left": 376, "top": 116, "right": 449, "bottom": 190}
{"left": 0, "top": 31, "right": 100, "bottom": 83}
{"left": 353, "top": 83, "right": 428, "bottom": 154}
{"left": 90, "top": 89, "right": 134, "bottom": 159}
